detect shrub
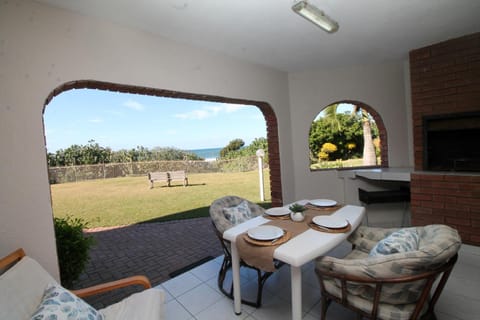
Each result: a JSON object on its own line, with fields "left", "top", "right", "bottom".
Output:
{"left": 54, "top": 215, "right": 95, "bottom": 288}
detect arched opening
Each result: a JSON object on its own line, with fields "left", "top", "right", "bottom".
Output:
{"left": 43, "top": 80, "right": 283, "bottom": 206}
{"left": 309, "top": 100, "right": 388, "bottom": 170}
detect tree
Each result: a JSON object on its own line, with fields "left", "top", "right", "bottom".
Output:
{"left": 352, "top": 106, "right": 377, "bottom": 166}
{"left": 47, "top": 142, "right": 202, "bottom": 167}
{"left": 220, "top": 139, "right": 245, "bottom": 158}
{"left": 323, "top": 104, "right": 341, "bottom": 132}
{"left": 309, "top": 112, "right": 363, "bottom": 162}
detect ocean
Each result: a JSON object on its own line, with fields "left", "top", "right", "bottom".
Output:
{"left": 188, "top": 147, "right": 222, "bottom": 161}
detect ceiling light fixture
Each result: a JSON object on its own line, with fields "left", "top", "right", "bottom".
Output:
{"left": 292, "top": 1, "right": 339, "bottom": 33}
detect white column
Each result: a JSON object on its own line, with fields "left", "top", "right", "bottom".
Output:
{"left": 256, "top": 149, "right": 265, "bottom": 202}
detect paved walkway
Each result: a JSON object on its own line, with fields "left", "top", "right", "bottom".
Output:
{"left": 73, "top": 217, "right": 223, "bottom": 309}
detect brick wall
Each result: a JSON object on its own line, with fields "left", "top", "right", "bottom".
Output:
{"left": 409, "top": 32, "right": 480, "bottom": 245}
{"left": 411, "top": 173, "right": 480, "bottom": 245}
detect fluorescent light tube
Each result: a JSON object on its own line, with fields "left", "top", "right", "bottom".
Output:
{"left": 292, "top": 1, "right": 339, "bottom": 33}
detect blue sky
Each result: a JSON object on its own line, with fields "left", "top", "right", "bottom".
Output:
{"left": 44, "top": 89, "right": 267, "bottom": 152}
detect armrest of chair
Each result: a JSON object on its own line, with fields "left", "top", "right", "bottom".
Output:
{"left": 72, "top": 275, "right": 152, "bottom": 298}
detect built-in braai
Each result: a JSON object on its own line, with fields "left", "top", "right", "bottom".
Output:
{"left": 423, "top": 112, "right": 480, "bottom": 172}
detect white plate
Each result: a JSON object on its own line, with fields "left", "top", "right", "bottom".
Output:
{"left": 247, "top": 225, "right": 284, "bottom": 241}
{"left": 309, "top": 199, "right": 337, "bottom": 207}
{"left": 312, "top": 216, "right": 348, "bottom": 229}
{"left": 265, "top": 207, "right": 290, "bottom": 216}
{"left": 293, "top": 199, "right": 309, "bottom": 206}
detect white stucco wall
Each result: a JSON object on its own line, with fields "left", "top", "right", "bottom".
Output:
{"left": 288, "top": 62, "right": 410, "bottom": 203}
{"left": 0, "top": 0, "right": 292, "bottom": 277}
{"left": 0, "top": 0, "right": 414, "bottom": 279}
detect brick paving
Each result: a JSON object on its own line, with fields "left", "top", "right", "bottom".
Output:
{"left": 72, "top": 217, "right": 223, "bottom": 309}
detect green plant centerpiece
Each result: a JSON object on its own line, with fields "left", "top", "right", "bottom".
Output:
{"left": 54, "top": 215, "right": 95, "bottom": 288}
{"left": 289, "top": 203, "right": 307, "bottom": 222}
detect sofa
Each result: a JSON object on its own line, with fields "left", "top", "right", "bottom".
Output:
{"left": 0, "top": 248, "right": 165, "bottom": 319}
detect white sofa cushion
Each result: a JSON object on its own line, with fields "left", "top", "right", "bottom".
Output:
{"left": 0, "top": 255, "right": 165, "bottom": 320}
{"left": 0, "top": 256, "right": 57, "bottom": 320}
{"left": 100, "top": 287, "right": 165, "bottom": 320}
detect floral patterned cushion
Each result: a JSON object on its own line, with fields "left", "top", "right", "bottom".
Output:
{"left": 31, "top": 283, "right": 103, "bottom": 320}
{"left": 210, "top": 196, "right": 265, "bottom": 234}
{"left": 223, "top": 200, "right": 253, "bottom": 225}
{"left": 316, "top": 224, "right": 461, "bottom": 307}
{"left": 369, "top": 227, "right": 420, "bottom": 257}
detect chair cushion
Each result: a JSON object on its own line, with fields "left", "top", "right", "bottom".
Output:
{"left": 210, "top": 196, "right": 265, "bottom": 234}
{"left": 100, "top": 288, "right": 165, "bottom": 320}
{"left": 31, "top": 283, "right": 103, "bottom": 320}
{"left": 369, "top": 227, "right": 419, "bottom": 257}
{"left": 0, "top": 256, "right": 57, "bottom": 320}
{"left": 322, "top": 278, "right": 428, "bottom": 320}
{"left": 223, "top": 200, "right": 253, "bottom": 225}
{"left": 316, "top": 224, "right": 461, "bottom": 306}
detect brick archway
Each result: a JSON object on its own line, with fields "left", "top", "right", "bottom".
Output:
{"left": 44, "top": 80, "right": 283, "bottom": 206}
{"left": 311, "top": 100, "right": 389, "bottom": 169}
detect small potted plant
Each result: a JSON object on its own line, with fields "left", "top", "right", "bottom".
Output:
{"left": 289, "top": 203, "right": 307, "bottom": 222}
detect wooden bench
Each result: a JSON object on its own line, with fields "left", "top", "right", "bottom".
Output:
{"left": 167, "top": 170, "right": 188, "bottom": 187}
{"left": 148, "top": 171, "right": 169, "bottom": 188}
{"left": 148, "top": 170, "right": 188, "bottom": 188}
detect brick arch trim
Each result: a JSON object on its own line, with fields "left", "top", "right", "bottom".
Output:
{"left": 44, "top": 80, "right": 283, "bottom": 207}
{"left": 311, "top": 100, "right": 389, "bottom": 169}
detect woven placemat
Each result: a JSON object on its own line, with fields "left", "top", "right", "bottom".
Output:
{"left": 305, "top": 204, "right": 343, "bottom": 212}
{"left": 243, "top": 230, "right": 292, "bottom": 246}
{"left": 263, "top": 214, "right": 291, "bottom": 220}
{"left": 308, "top": 222, "right": 351, "bottom": 233}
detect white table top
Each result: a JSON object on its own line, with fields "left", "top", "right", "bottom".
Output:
{"left": 223, "top": 205, "right": 365, "bottom": 267}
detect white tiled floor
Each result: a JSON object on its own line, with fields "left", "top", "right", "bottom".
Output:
{"left": 156, "top": 242, "right": 480, "bottom": 319}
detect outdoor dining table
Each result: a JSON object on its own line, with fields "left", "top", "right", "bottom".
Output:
{"left": 223, "top": 202, "right": 365, "bottom": 320}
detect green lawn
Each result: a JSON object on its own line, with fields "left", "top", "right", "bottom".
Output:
{"left": 50, "top": 170, "right": 271, "bottom": 228}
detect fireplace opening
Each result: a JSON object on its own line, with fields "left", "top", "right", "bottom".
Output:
{"left": 423, "top": 112, "right": 480, "bottom": 172}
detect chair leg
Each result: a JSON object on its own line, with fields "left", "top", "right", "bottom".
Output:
{"left": 217, "top": 255, "right": 233, "bottom": 298}
{"left": 321, "top": 295, "right": 330, "bottom": 320}
{"left": 217, "top": 257, "right": 274, "bottom": 308}
{"left": 254, "top": 269, "right": 273, "bottom": 307}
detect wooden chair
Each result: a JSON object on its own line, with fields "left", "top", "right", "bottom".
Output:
{"left": 315, "top": 225, "right": 461, "bottom": 320}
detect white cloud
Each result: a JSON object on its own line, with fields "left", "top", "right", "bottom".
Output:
{"left": 123, "top": 99, "right": 145, "bottom": 111}
{"left": 88, "top": 118, "right": 103, "bottom": 123}
{"left": 223, "top": 104, "right": 246, "bottom": 113}
{"left": 174, "top": 103, "right": 247, "bottom": 120}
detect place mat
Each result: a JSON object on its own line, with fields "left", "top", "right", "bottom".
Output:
{"left": 243, "top": 230, "right": 292, "bottom": 246}
{"left": 263, "top": 213, "right": 290, "bottom": 220}
{"left": 305, "top": 204, "right": 343, "bottom": 212}
{"left": 308, "top": 222, "right": 351, "bottom": 233}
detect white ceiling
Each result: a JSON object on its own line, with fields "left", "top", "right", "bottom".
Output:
{"left": 35, "top": 0, "right": 480, "bottom": 72}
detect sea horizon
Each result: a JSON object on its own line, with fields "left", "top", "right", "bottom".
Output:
{"left": 187, "top": 147, "right": 222, "bottom": 160}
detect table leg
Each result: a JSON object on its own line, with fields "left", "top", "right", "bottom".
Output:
{"left": 231, "top": 244, "right": 242, "bottom": 315}
{"left": 291, "top": 265, "right": 302, "bottom": 320}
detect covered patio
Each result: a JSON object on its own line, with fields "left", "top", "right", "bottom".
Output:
{"left": 74, "top": 214, "right": 480, "bottom": 319}
{"left": 1, "top": 1, "right": 480, "bottom": 319}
